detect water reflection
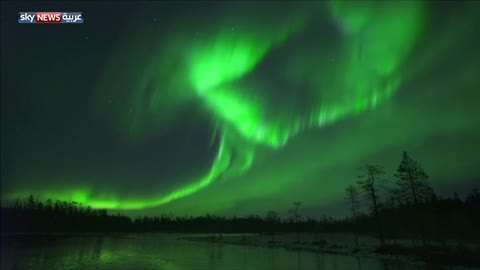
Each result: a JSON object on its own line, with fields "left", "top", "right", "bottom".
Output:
{"left": 269, "top": 246, "right": 276, "bottom": 270}
{"left": 356, "top": 256, "right": 363, "bottom": 270}
{"left": 1, "top": 234, "right": 444, "bottom": 270}
{"left": 297, "top": 250, "right": 302, "bottom": 270}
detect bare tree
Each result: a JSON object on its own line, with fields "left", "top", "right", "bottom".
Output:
{"left": 266, "top": 210, "right": 280, "bottom": 242}
{"left": 357, "top": 164, "right": 386, "bottom": 248}
{"left": 394, "top": 151, "right": 432, "bottom": 248}
{"left": 345, "top": 185, "right": 360, "bottom": 249}
{"left": 289, "top": 202, "right": 303, "bottom": 243}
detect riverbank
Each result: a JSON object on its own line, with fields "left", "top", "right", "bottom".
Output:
{"left": 182, "top": 233, "right": 480, "bottom": 269}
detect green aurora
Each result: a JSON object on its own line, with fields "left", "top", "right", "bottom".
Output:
{"left": 2, "top": 1, "right": 480, "bottom": 216}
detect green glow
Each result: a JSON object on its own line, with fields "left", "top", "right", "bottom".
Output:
{"left": 188, "top": 30, "right": 271, "bottom": 92}
{"left": 3, "top": 236, "right": 183, "bottom": 270}
{"left": 187, "top": 5, "right": 309, "bottom": 92}
{"left": 7, "top": 134, "right": 232, "bottom": 209}
{"left": 11, "top": 1, "right": 479, "bottom": 214}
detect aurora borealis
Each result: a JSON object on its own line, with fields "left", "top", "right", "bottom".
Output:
{"left": 1, "top": 1, "right": 479, "bottom": 217}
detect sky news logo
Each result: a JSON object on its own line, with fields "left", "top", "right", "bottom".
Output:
{"left": 18, "top": 12, "right": 84, "bottom": 24}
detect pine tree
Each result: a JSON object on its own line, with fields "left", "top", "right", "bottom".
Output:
{"left": 357, "top": 164, "right": 386, "bottom": 248}
{"left": 289, "top": 202, "right": 303, "bottom": 243}
{"left": 26, "top": 194, "right": 35, "bottom": 209}
{"left": 345, "top": 185, "right": 360, "bottom": 249}
{"left": 394, "top": 151, "right": 432, "bottom": 248}
{"left": 266, "top": 210, "right": 280, "bottom": 242}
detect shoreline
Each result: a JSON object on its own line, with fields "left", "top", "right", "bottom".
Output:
{"left": 3, "top": 231, "right": 479, "bottom": 268}
{"left": 181, "top": 233, "right": 480, "bottom": 269}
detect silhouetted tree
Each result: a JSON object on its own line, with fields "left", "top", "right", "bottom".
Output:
{"left": 266, "top": 210, "right": 280, "bottom": 242}
{"left": 394, "top": 151, "right": 431, "bottom": 248}
{"left": 357, "top": 164, "right": 386, "bottom": 248}
{"left": 2, "top": 184, "right": 479, "bottom": 246}
{"left": 26, "top": 194, "right": 35, "bottom": 209}
{"left": 13, "top": 198, "right": 22, "bottom": 209}
{"left": 289, "top": 202, "right": 303, "bottom": 243}
{"left": 465, "top": 188, "right": 480, "bottom": 232}
{"left": 345, "top": 185, "right": 360, "bottom": 249}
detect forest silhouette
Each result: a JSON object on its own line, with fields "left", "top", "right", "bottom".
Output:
{"left": 1, "top": 152, "right": 479, "bottom": 266}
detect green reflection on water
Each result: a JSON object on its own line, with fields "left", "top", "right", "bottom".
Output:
{"left": 0, "top": 234, "right": 435, "bottom": 270}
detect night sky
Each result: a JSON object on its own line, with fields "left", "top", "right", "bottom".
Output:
{"left": 1, "top": 1, "right": 479, "bottom": 217}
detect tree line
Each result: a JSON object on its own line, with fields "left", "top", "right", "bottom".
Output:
{"left": 1, "top": 151, "right": 478, "bottom": 245}
{"left": 344, "top": 151, "right": 480, "bottom": 250}
{"left": 0, "top": 196, "right": 338, "bottom": 234}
